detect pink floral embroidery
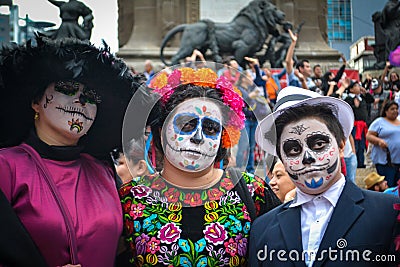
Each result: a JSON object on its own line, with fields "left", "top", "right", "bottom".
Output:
{"left": 146, "top": 237, "right": 161, "bottom": 254}
{"left": 158, "top": 222, "right": 182, "bottom": 244}
{"left": 203, "top": 222, "right": 227, "bottom": 245}
{"left": 131, "top": 185, "right": 152, "bottom": 199}
{"left": 224, "top": 238, "right": 238, "bottom": 257}
{"left": 129, "top": 203, "right": 146, "bottom": 219}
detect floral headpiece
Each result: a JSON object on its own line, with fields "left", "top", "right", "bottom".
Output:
{"left": 149, "top": 67, "right": 245, "bottom": 148}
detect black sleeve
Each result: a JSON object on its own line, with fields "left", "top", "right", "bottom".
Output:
{"left": 333, "top": 64, "right": 346, "bottom": 83}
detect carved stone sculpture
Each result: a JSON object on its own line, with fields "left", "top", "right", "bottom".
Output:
{"left": 159, "top": 0, "right": 285, "bottom": 67}
{"left": 373, "top": 0, "right": 400, "bottom": 68}
{"left": 47, "top": 0, "right": 93, "bottom": 41}
{"left": 260, "top": 21, "right": 304, "bottom": 68}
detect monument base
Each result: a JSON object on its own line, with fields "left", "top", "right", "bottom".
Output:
{"left": 117, "top": 46, "right": 343, "bottom": 74}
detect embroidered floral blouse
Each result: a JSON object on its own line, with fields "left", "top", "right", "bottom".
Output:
{"left": 119, "top": 170, "right": 280, "bottom": 266}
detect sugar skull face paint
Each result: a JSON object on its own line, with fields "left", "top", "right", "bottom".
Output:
{"left": 163, "top": 98, "right": 222, "bottom": 172}
{"left": 279, "top": 118, "right": 341, "bottom": 194}
{"left": 36, "top": 81, "right": 98, "bottom": 138}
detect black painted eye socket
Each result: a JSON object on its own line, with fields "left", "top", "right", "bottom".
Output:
{"left": 55, "top": 80, "right": 80, "bottom": 96}
{"left": 306, "top": 134, "right": 330, "bottom": 152}
{"left": 175, "top": 115, "right": 199, "bottom": 133}
{"left": 81, "top": 88, "right": 101, "bottom": 104}
{"left": 283, "top": 139, "right": 302, "bottom": 157}
{"left": 202, "top": 118, "right": 221, "bottom": 136}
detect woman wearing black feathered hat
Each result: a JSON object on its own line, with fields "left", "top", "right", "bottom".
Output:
{"left": 0, "top": 35, "right": 143, "bottom": 267}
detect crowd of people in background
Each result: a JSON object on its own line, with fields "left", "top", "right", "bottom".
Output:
{"left": 1, "top": 13, "right": 400, "bottom": 267}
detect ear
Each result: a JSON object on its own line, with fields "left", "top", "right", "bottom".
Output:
{"left": 31, "top": 101, "right": 40, "bottom": 113}
{"left": 339, "top": 139, "right": 346, "bottom": 151}
{"left": 136, "top": 160, "right": 148, "bottom": 176}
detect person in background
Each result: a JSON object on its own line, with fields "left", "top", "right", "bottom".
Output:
{"left": 364, "top": 172, "right": 389, "bottom": 192}
{"left": 0, "top": 35, "right": 140, "bottom": 266}
{"left": 249, "top": 86, "right": 399, "bottom": 267}
{"left": 366, "top": 101, "right": 400, "bottom": 187}
{"left": 119, "top": 66, "right": 281, "bottom": 266}
{"left": 143, "top": 59, "right": 155, "bottom": 85}
{"left": 369, "top": 78, "right": 390, "bottom": 124}
{"left": 311, "top": 64, "right": 323, "bottom": 89}
{"left": 235, "top": 71, "right": 263, "bottom": 174}
{"left": 344, "top": 80, "right": 374, "bottom": 168}
{"left": 269, "top": 159, "right": 296, "bottom": 203}
{"left": 343, "top": 135, "right": 357, "bottom": 183}
{"left": 116, "top": 153, "right": 133, "bottom": 185}
{"left": 222, "top": 57, "right": 242, "bottom": 85}
{"left": 381, "top": 61, "right": 400, "bottom": 94}
{"left": 320, "top": 54, "right": 347, "bottom": 96}
{"left": 285, "top": 29, "right": 316, "bottom": 90}
{"left": 185, "top": 49, "right": 207, "bottom": 69}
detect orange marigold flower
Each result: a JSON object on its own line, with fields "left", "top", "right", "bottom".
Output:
{"left": 180, "top": 68, "right": 197, "bottom": 84}
{"left": 232, "top": 85, "right": 242, "bottom": 97}
{"left": 149, "top": 72, "right": 168, "bottom": 89}
{"left": 221, "top": 126, "right": 241, "bottom": 148}
{"left": 193, "top": 68, "right": 218, "bottom": 87}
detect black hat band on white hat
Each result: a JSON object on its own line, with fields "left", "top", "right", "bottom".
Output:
{"left": 273, "top": 94, "right": 312, "bottom": 111}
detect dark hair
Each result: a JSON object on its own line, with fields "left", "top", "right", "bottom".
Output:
{"left": 313, "top": 64, "right": 321, "bottom": 71}
{"left": 296, "top": 59, "right": 310, "bottom": 70}
{"left": 381, "top": 100, "right": 399, "bottom": 117}
{"left": 151, "top": 84, "right": 229, "bottom": 163}
{"left": 272, "top": 104, "right": 345, "bottom": 159}
{"left": 125, "top": 137, "right": 147, "bottom": 164}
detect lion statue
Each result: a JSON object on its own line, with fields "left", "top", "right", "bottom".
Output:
{"left": 160, "top": 0, "right": 285, "bottom": 67}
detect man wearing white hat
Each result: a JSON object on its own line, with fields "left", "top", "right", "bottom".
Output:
{"left": 249, "top": 86, "right": 399, "bottom": 266}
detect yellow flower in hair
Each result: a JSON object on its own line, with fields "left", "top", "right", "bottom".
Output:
{"left": 149, "top": 71, "right": 168, "bottom": 89}
{"left": 233, "top": 85, "right": 242, "bottom": 97}
{"left": 180, "top": 67, "right": 197, "bottom": 84}
{"left": 222, "top": 126, "right": 241, "bottom": 148}
{"left": 194, "top": 68, "right": 218, "bottom": 87}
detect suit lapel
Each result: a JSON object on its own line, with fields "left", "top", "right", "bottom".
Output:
{"left": 313, "top": 182, "right": 364, "bottom": 267}
{"left": 277, "top": 203, "right": 307, "bottom": 267}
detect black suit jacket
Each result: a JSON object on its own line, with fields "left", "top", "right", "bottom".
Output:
{"left": 249, "top": 181, "right": 399, "bottom": 267}
{"left": 0, "top": 189, "right": 48, "bottom": 267}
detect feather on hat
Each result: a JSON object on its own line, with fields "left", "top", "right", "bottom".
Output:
{"left": 0, "top": 34, "right": 145, "bottom": 159}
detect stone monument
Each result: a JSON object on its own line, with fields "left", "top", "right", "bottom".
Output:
{"left": 117, "top": 0, "right": 341, "bottom": 70}
{"left": 47, "top": 0, "right": 93, "bottom": 41}
{"left": 372, "top": 0, "right": 400, "bottom": 69}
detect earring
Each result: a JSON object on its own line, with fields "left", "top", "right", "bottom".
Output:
{"left": 34, "top": 112, "right": 39, "bottom": 120}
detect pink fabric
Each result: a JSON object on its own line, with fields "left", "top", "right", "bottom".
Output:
{"left": 0, "top": 145, "right": 122, "bottom": 267}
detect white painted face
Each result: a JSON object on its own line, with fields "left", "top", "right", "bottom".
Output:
{"left": 163, "top": 98, "right": 222, "bottom": 172}
{"left": 279, "top": 118, "right": 341, "bottom": 195}
{"left": 37, "top": 81, "right": 98, "bottom": 138}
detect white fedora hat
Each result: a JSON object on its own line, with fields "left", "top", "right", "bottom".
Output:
{"left": 255, "top": 86, "right": 354, "bottom": 155}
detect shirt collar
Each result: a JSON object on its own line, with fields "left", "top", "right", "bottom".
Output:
{"left": 290, "top": 175, "right": 346, "bottom": 208}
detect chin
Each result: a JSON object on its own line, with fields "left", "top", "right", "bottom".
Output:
{"left": 301, "top": 186, "right": 327, "bottom": 195}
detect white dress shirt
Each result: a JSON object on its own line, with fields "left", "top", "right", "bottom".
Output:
{"left": 290, "top": 176, "right": 346, "bottom": 267}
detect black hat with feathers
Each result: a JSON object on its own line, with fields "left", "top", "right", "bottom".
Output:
{"left": 0, "top": 34, "right": 144, "bottom": 159}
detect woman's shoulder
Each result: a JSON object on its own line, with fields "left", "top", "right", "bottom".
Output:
{"left": 0, "top": 145, "right": 33, "bottom": 163}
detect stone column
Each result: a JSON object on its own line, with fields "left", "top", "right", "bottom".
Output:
{"left": 274, "top": 0, "right": 341, "bottom": 68}
{"left": 118, "top": 0, "right": 341, "bottom": 70}
{"left": 117, "top": 0, "right": 199, "bottom": 70}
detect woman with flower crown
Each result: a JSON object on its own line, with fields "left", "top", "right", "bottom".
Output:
{"left": 118, "top": 64, "right": 281, "bottom": 266}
